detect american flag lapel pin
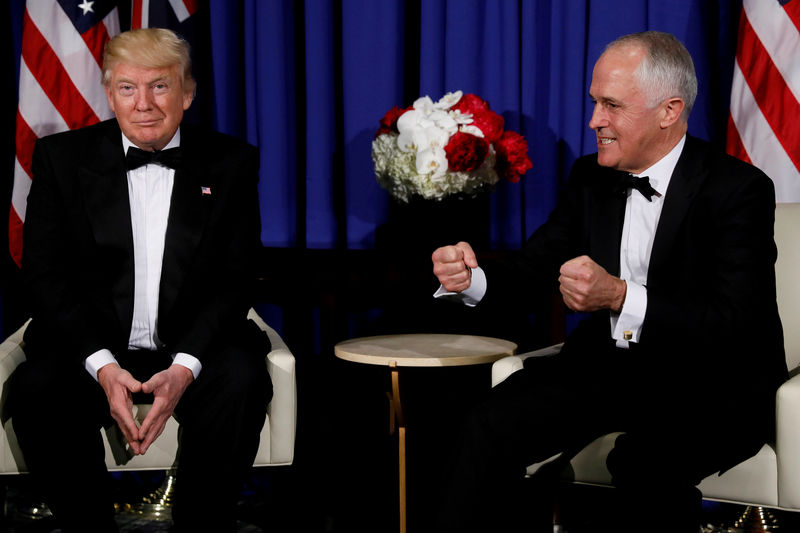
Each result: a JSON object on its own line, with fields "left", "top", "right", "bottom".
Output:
{"left": 201, "top": 186, "right": 212, "bottom": 196}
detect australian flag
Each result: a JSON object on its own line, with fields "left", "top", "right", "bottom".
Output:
{"left": 118, "top": 0, "right": 212, "bottom": 125}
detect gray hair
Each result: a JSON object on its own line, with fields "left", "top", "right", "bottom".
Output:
{"left": 606, "top": 31, "right": 697, "bottom": 121}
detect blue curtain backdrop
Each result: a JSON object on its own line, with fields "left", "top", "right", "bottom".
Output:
{"left": 203, "top": 0, "right": 741, "bottom": 251}
{"left": 6, "top": 0, "right": 742, "bottom": 250}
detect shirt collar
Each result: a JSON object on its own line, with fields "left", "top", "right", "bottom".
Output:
{"left": 631, "top": 134, "right": 686, "bottom": 196}
{"left": 121, "top": 127, "right": 181, "bottom": 155}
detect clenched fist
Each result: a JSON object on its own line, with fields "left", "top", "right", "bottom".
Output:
{"left": 432, "top": 241, "right": 478, "bottom": 293}
{"left": 559, "top": 255, "right": 627, "bottom": 312}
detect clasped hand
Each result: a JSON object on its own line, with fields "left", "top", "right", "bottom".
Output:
{"left": 97, "top": 363, "right": 194, "bottom": 455}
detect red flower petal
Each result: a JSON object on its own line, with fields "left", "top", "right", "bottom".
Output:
{"left": 445, "top": 131, "right": 490, "bottom": 172}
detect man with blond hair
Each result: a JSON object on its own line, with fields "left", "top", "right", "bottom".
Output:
{"left": 10, "top": 28, "right": 271, "bottom": 532}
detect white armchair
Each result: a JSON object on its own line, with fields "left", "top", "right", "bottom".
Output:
{"left": 0, "top": 308, "right": 296, "bottom": 474}
{"left": 491, "top": 202, "right": 800, "bottom": 510}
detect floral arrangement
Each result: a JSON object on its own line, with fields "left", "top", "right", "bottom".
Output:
{"left": 372, "top": 90, "right": 532, "bottom": 202}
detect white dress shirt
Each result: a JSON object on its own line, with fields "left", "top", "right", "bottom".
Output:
{"left": 84, "top": 129, "right": 203, "bottom": 380}
{"left": 611, "top": 135, "right": 685, "bottom": 347}
{"left": 435, "top": 135, "right": 687, "bottom": 348}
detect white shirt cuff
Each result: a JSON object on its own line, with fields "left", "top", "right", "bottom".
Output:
{"left": 433, "top": 266, "right": 487, "bottom": 307}
{"left": 611, "top": 280, "right": 647, "bottom": 348}
{"left": 84, "top": 349, "right": 119, "bottom": 381}
{"left": 172, "top": 352, "right": 202, "bottom": 379}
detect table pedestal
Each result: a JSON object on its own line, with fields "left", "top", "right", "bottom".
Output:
{"left": 388, "top": 361, "right": 407, "bottom": 533}
{"left": 335, "top": 334, "right": 517, "bottom": 533}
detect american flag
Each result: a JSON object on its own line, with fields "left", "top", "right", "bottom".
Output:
{"left": 10, "top": 0, "right": 199, "bottom": 268}
{"left": 727, "top": 0, "right": 800, "bottom": 202}
{"left": 10, "top": 0, "right": 120, "bottom": 267}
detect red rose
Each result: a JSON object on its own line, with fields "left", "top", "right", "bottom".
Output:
{"left": 452, "top": 93, "right": 490, "bottom": 115}
{"left": 445, "top": 131, "right": 490, "bottom": 172}
{"left": 471, "top": 110, "right": 505, "bottom": 144}
{"left": 452, "top": 94, "right": 503, "bottom": 143}
{"left": 375, "top": 106, "right": 410, "bottom": 137}
{"left": 494, "top": 131, "right": 532, "bottom": 183}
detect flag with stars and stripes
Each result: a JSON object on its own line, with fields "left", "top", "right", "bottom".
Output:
{"left": 727, "top": 0, "right": 800, "bottom": 202}
{"left": 10, "top": 0, "right": 120, "bottom": 268}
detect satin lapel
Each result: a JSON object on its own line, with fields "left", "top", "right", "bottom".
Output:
{"left": 591, "top": 169, "right": 628, "bottom": 277}
{"left": 77, "top": 121, "right": 135, "bottom": 334}
{"left": 159, "top": 129, "right": 215, "bottom": 319}
{"left": 648, "top": 136, "right": 707, "bottom": 279}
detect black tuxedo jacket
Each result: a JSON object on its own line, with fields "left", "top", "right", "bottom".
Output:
{"left": 22, "top": 119, "right": 268, "bottom": 364}
{"left": 483, "top": 135, "right": 787, "bottom": 460}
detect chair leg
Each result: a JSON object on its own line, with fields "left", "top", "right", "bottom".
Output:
{"left": 733, "top": 505, "right": 780, "bottom": 531}
{"left": 127, "top": 468, "right": 176, "bottom": 521}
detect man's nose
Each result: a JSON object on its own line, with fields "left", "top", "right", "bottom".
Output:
{"left": 588, "top": 103, "right": 606, "bottom": 130}
{"left": 134, "top": 90, "right": 153, "bottom": 111}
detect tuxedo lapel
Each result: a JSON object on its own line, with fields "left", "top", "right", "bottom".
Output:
{"left": 77, "top": 120, "right": 136, "bottom": 334}
{"left": 648, "top": 136, "right": 708, "bottom": 279}
{"left": 159, "top": 127, "right": 216, "bottom": 320}
{"left": 590, "top": 168, "right": 628, "bottom": 277}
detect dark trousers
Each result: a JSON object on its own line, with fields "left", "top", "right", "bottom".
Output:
{"left": 9, "top": 337, "right": 272, "bottom": 533}
{"left": 434, "top": 346, "right": 755, "bottom": 533}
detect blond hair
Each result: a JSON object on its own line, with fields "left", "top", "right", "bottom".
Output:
{"left": 102, "top": 28, "right": 196, "bottom": 94}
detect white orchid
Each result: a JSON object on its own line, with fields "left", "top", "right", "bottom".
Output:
{"left": 397, "top": 109, "right": 431, "bottom": 133}
{"left": 412, "top": 96, "right": 436, "bottom": 116}
{"left": 397, "top": 123, "right": 449, "bottom": 153}
{"left": 433, "top": 113, "right": 459, "bottom": 136}
{"left": 415, "top": 147, "right": 448, "bottom": 179}
{"left": 435, "top": 90, "right": 463, "bottom": 109}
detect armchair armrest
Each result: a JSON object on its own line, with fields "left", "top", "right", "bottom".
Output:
{"left": 776, "top": 371, "right": 800, "bottom": 507}
{"left": 491, "top": 343, "right": 563, "bottom": 387}
{"left": 0, "top": 321, "right": 30, "bottom": 473}
{"left": 247, "top": 309, "right": 296, "bottom": 465}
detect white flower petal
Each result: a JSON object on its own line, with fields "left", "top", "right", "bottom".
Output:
{"left": 451, "top": 109, "right": 473, "bottom": 125}
{"left": 396, "top": 110, "right": 422, "bottom": 132}
{"left": 423, "top": 126, "right": 451, "bottom": 150}
{"left": 413, "top": 96, "right": 435, "bottom": 113}
{"left": 397, "top": 127, "right": 429, "bottom": 153}
{"left": 415, "top": 147, "right": 447, "bottom": 178}
{"left": 435, "top": 90, "right": 463, "bottom": 109}
{"left": 426, "top": 109, "right": 448, "bottom": 122}
{"left": 459, "top": 124, "right": 484, "bottom": 138}
{"left": 434, "top": 115, "right": 458, "bottom": 135}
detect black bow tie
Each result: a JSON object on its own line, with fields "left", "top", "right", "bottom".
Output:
{"left": 125, "top": 147, "right": 182, "bottom": 171}
{"left": 618, "top": 173, "right": 661, "bottom": 202}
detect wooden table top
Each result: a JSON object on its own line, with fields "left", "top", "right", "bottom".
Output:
{"left": 334, "top": 333, "right": 517, "bottom": 368}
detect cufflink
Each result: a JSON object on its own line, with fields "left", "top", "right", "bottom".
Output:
{"left": 623, "top": 331, "right": 633, "bottom": 341}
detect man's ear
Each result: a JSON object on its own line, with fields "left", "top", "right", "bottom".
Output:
{"left": 182, "top": 90, "right": 194, "bottom": 111}
{"left": 660, "top": 97, "right": 685, "bottom": 128}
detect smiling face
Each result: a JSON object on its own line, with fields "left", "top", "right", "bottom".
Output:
{"left": 588, "top": 45, "right": 683, "bottom": 174}
{"left": 105, "top": 62, "right": 193, "bottom": 151}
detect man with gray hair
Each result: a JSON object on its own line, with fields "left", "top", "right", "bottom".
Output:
{"left": 432, "top": 31, "right": 786, "bottom": 532}
{"left": 10, "top": 28, "right": 272, "bottom": 532}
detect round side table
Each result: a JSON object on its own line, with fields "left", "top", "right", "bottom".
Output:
{"left": 334, "top": 334, "right": 517, "bottom": 533}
